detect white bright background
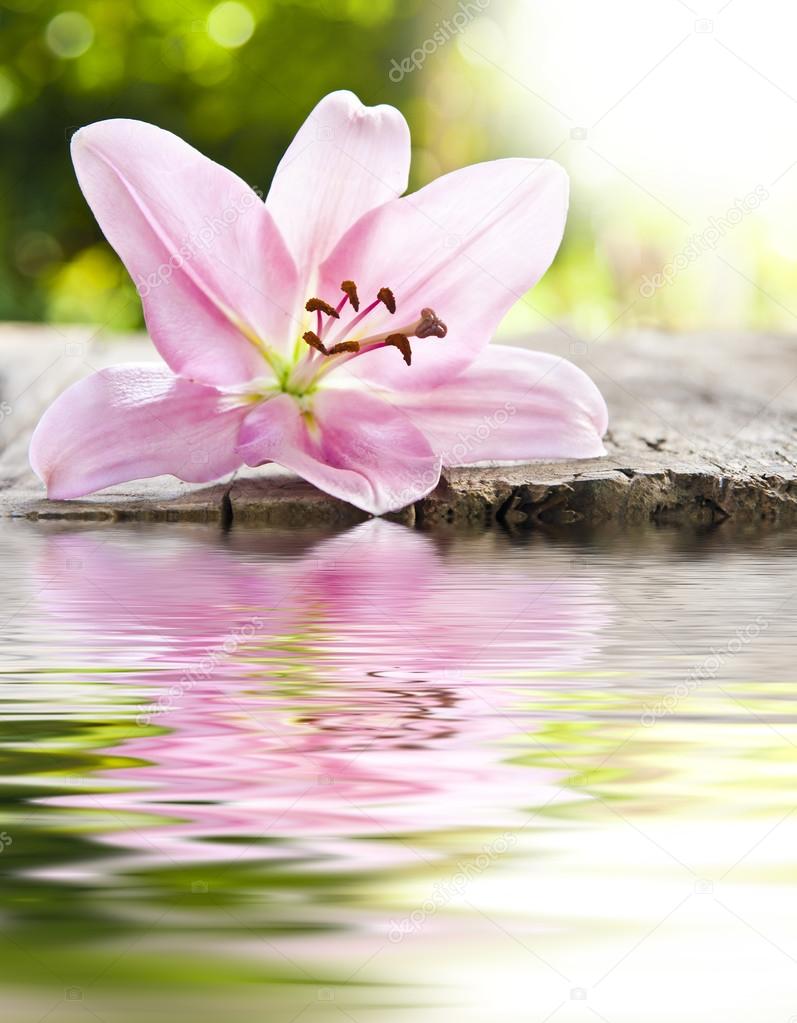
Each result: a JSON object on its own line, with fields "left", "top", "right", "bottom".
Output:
{"left": 434, "top": 0, "right": 797, "bottom": 334}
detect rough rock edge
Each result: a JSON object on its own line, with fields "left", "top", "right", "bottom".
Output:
{"left": 417, "top": 467, "right": 797, "bottom": 529}
{"left": 6, "top": 466, "right": 797, "bottom": 530}
{"left": 6, "top": 468, "right": 797, "bottom": 530}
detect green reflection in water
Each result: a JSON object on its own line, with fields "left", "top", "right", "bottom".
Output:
{"left": 0, "top": 522, "right": 795, "bottom": 1022}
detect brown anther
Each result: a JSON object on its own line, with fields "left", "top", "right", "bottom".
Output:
{"left": 305, "top": 297, "right": 340, "bottom": 318}
{"left": 302, "top": 330, "right": 328, "bottom": 356}
{"left": 340, "top": 280, "right": 360, "bottom": 312}
{"left": 385, "top": 332, "right": 412, "bottom": 366}
{"left": 377, "top": 287, "right": 396, "bottom": 314}
{"left": 415, "top": 307, "right": 447, "bottom": 339}
{"left": 328, "top": 340, "right": 361, "bottom": 356}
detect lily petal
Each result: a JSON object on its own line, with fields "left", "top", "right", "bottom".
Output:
{"left": 30, "top": 365, "right": 248, "bottom": 499}
{"left": 236, "top": 389, "right": 440, "bottom": 516}
{"left": 266, "top": 91, "right": 411, "bottom": 297}
{"left": 319, "top": 158, "right": 568, "bottom": 392}
{"left": 71, "top": 119, "right": 299, "bottom": 384}
{"left": 394, "top": 344, "right": 608, "bottom": 463}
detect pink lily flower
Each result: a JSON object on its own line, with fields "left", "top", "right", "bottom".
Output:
{"left": 30, "top": 91, "right": 608, "bottom": 515}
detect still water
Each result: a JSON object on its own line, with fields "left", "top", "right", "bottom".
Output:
{"left": 0, "top": 518, "right": 795, "bottom": 1021}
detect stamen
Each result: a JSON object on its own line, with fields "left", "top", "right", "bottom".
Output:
{"left": 302, "top": 330, "right": 328, "bottom": 356}
{"left": 295, "top": 281, "right": 448, "bottom": 388}
{"left": 415, "top": 307, "right": 448, "bottom": 339}
{"left": 305, "top": 297, "right": 340, "bottom": 319}
{"left": 385, "top": 333, "right": 412, "bottom": 366}
{"left": 340, "top": 280, "right": 360, "bottom": 312}
{"left": 328, "top": 340, "right": 361, "bottom": 356}
{"left": 377, "top": 287, "right": 396, "bottom": 314}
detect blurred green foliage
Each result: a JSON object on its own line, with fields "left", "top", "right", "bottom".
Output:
{"left": 3, "top": 0, "right": 783, "bottom": 339}
{"left": 0, "top": 0, "right": 424, "bottom": 328}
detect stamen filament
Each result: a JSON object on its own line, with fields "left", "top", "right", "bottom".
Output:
{"left": 321, "top": 294, "right": 349, "bottom": 341}
{"left": 326, "top": 297, "right": 382, "bottom": 346}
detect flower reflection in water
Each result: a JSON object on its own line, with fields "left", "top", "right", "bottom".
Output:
{"left": 36, "top": 521, "right": 610, "bottom": 874}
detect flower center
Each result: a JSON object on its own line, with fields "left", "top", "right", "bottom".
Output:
{"left": 286, "top": 280, "right": 447, "bottom": 394}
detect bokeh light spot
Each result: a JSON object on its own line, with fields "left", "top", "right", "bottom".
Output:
{"left": 207, "top": 2, "right": 255, "bottom": 49}
{"left": 0, "top": 70, "right": 19, "bottom": 117}
{"left": 45, "top": 12, "right": 94, "bottom": 59}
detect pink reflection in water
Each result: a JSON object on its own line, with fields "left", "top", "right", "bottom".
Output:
{"left": 36, "top": 522, "right": 610, "bottom": 870}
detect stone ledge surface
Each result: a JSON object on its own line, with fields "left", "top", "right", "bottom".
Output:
{"left": 2, "top": 324, "right": 796, "bottom": 529}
